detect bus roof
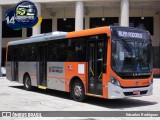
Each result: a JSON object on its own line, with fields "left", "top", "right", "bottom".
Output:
{"left": 8, "top": 26, "right": 111, "bottom": 46}
{"left": 8, "top": 31, "right": 67, "bottom": 46}
{"left": 7, "top": 26, "right": 149, "bottom": 46}
{"left": 67, "top": 26, "right": 110, "bottom": 38}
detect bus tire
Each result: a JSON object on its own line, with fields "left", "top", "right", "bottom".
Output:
{"left": 71, "top": 80, "right": 85, "bottom": 102}
{"left": 24, "top": 75, "right": 32, "bottom": 91}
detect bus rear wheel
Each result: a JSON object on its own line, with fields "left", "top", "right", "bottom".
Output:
{"left": 71, "top": 80, "right": 85, "bottom": 102}
{"left": 24, "top": 75, "right": 32, "bottom": 91}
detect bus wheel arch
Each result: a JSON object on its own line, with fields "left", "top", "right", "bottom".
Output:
{"left": 69, "top": 76, "right": 86, "bottom": 102}
{"left": 23, "top": 72, "right": 32, "bottom": 91}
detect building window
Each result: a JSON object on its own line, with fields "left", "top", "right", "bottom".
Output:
{"left": 90, "top": 17, "right": 119, "bottom": 28}
{"left": 57, "top": 18, "right": 75, "bottom": 32}
{"left": 27, "top": 19, "right": 52, "bottom": 37}
{"left": 129, "top": 17, "right": 154, "bottom": 35}
{"left": 41, "top": 19, "right": 52, "bottom": 34}
{"left": 2, "top": 21, "right": 22, "bottom": 38}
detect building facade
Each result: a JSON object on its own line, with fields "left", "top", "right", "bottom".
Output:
{"left": 0, "top": 0, "right": 160, "bottom": 70}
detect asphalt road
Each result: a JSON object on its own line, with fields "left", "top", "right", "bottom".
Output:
{"left": 0, "top": 77, "right": 160, "bottom": 119}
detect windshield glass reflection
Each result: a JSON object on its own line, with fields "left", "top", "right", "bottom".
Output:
{"left": 112, "top": 39, "right": 152, "bottom": 73}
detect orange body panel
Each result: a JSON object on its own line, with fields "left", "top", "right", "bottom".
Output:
{"left": 104, "top": 29, "right": 112, "bottom": 98}
{"left": 67, "top": 26, "right": 110, "bottom": 39}
{"left": 102, "top": 73, "right": 107, "bottom": 98}
{"left": 66, "top": 26, "right": 152, "bottom": 98}
{"left": 66, "top": 26, "right": 111, "bottom": 98}
{"left": 64, "top": 62, "right": 87, "bottom": 92}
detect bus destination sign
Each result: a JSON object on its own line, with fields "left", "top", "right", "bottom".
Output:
{"left": 118, "top": 31, "right": 143, "bottom": 39}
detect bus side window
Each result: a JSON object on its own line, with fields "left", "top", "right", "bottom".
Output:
{"left": 13, "top": 47, "right": 19, "bottom": 61}
{"left": 26, "top": 45, "right": 37, "bottom": 61}
{"left": 19, "top": 46, "right": 26, "bottom": 61}
{"left": 48, "top": 40, "right": 67, "bottom": 62}
{"left": 67, "top": 38, "right": 86, "bottom": 62}
{"left": 75, "top": 44, "right": 86, "bottom": 61}
{"left": 67, "top": 45, "right": 75, "bottom": 61}
{"left": 58, "top": 44, "right": 66, "bottom": 61}
{"left": 48, "top": 45, "right": 57, "bottom": 61}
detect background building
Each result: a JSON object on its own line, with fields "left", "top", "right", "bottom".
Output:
{"left": 0, "top": 0, "right": 160, "bottom": 71}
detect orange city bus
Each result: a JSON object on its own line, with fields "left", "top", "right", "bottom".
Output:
{"left": 6, "top": 26, "right": 153, "bottom": 101}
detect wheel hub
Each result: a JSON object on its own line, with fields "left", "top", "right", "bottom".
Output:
{"left": 74, "top": 85, "right": 82, "bottom": 97}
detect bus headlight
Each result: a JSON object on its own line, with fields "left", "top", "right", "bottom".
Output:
{"left": 110, "top": 76, "right": 120, "bottom": 86}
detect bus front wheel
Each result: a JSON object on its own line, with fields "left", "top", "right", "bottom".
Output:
{"left": 71, "top": 80, "right": 85, "bottom": 102}
{"left": 24, "top": 75, "right": 32, "bottom": 91}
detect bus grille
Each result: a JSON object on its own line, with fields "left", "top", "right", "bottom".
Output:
{"left": 123, "top": 90, "right": 148, "bottom": 96}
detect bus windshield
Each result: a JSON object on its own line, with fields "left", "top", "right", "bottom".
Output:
{"left": 112, "top": 39, "right": 152, "bottom": 74}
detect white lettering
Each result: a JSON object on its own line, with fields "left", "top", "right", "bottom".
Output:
{"left": 18, "top": 5, "right": 29, "bottom": 8}
{"left": 118, "top": 31, "right": 143, "bottom": 39}
{"left": 126, "top": 113, "right": 141, "bottom": 117}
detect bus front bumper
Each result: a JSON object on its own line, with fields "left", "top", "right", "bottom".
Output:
{"left": 108, "top": 82, "right": 153, "bottom": 99}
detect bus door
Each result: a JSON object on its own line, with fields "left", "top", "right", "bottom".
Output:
{"left": 37, "top": 45, "right": 47, "bottom": 86}
{"left": 11, "top": 47, "right": 19, "bottom": 81}
{"left": 88, "top": 39, "right": 106, "bottom": 95}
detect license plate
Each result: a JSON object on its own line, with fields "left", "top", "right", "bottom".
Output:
{"left": 133, "top": 90, "right": 140, "bottom": 95}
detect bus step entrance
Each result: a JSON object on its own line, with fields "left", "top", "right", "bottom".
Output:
{"left": 38, "top": 85, "right": 47, "bottom": 90}
{"left": 89, "top": 77, "right": 102, "bottom": 95}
